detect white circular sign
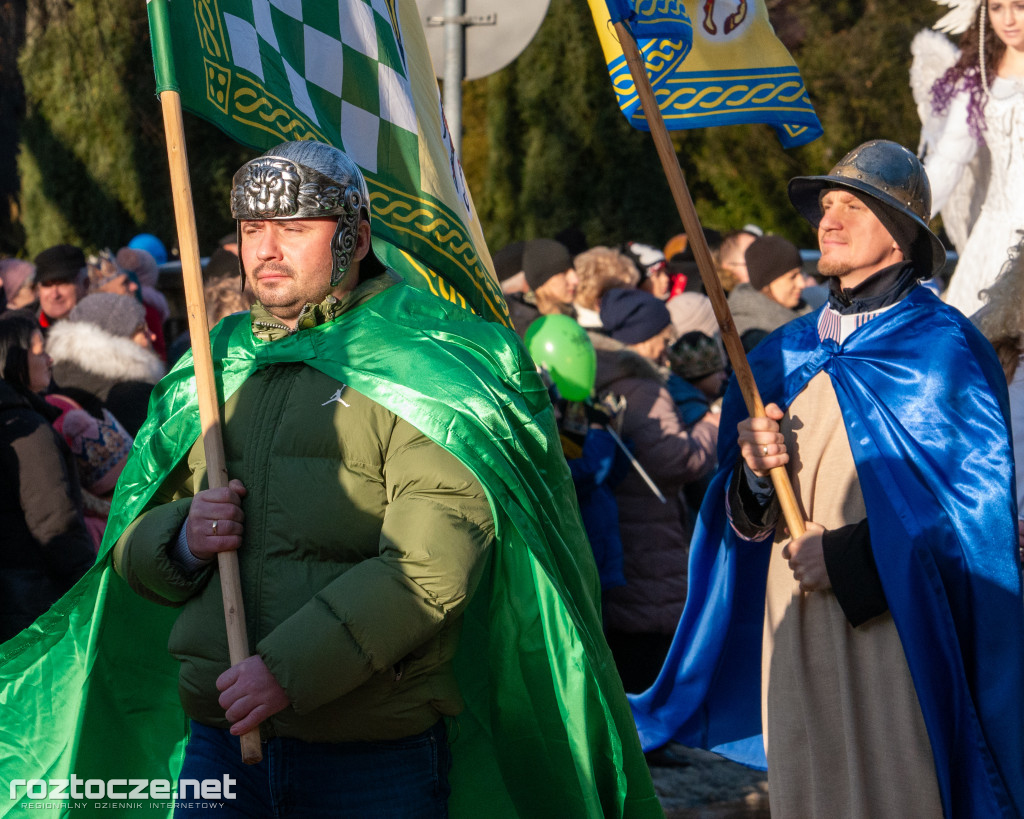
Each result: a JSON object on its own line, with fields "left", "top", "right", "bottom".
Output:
{"left": 416, "top": 0, "right": 550, "bottom": 81}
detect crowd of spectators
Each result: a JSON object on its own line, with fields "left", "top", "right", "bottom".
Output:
{"left": 0, "top": 234, "right": 251, "bottom": 641}
{"left": 2, "top": 215, "right": 1020, "bottom": 695}
{"left": 497, "top": 224, "right": 832, "bottom": 687}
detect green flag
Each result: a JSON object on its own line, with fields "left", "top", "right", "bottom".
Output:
{"left": 147, "top": 0, "right": 507, "bottom": 325}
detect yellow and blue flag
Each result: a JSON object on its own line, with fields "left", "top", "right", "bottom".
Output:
{"left": 589, "top": 0, "right": 822, "bottom": 148}
{"left": 602, "top": 0, "right": 695, "bottom": 43}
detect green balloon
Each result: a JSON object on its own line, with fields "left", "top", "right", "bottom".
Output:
{"left": 525, "top": 315, "right": 597, "bottom": 401}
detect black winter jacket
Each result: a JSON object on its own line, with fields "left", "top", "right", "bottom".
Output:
{"left": 0, "top": 380, "right": 95, "bottom": 642}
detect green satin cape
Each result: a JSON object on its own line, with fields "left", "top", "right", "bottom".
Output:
{"left": 0, "top": 280, "right": 662, "bottom": 818}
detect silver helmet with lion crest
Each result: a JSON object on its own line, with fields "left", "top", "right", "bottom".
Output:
{"left": 231, "top": 141, "right": 370, "bottom": 287}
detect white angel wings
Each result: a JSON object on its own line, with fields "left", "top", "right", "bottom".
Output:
{"left": 933, "top": 0, "right": 981, "bottom": 35}
{"left": 911, "top": 29, "right": 959, "bottom": 155}
{"left": 911, "top": 27, "right": 989, "bottom": 254}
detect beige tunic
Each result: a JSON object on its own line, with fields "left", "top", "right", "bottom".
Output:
{"left": 762, "top": 372, "right": 943, "bottom": 818}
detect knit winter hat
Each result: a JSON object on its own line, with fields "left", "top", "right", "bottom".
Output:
{"left": 33, "top": 244, "right": 86, "bottom": 286}
{"left": 622, "top": 242, "right": 666, "bottom": 281}
{"left": 667, "top": 292, "right": 720, "bottom": 338}
{"left": 745, "top": 235, "right": 803, "bottom": 291}
{"left": 116, "top": 246, "right": 160, "bottom": 289}
{"left": 46, "top": 395, "right": 133, "bottom": 497}
{"left": 127, "top": 233, "right": 168, "bottom": 265}
{"left": 68, "top": 293, "right": 146, "bottom": 339}
{"left": 493, "top": 241, "right": 526, "bottom": 282}
{"left": 670, "top": 331, "right": 726, "bottom": 380}
{"left": 522, "top": 239, "right": 572, "bottom": 291}
{"left": 600, "top": 288, "right": 672, "bottom": 345}
{"left": 203, "top": 247, "right": 241, "bottom": 281}
{"left": 61, "top": 407, "right": 133, "bottom": 496}
{"left": 85, "top": 249, "right": 130, "bottom": 291}
{"left": 0, "top": 259, "right": 35, "bottom": 301}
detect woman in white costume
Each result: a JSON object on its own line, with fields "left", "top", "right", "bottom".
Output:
{"left": 916, "top": 0, "right": 1024, "bottom": 316}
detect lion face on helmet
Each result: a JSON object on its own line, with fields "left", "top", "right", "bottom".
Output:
{"left": 233, "top": 158, "right": 302, "bottom": 219}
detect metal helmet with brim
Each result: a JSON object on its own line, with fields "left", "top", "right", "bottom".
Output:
{"left": 787, "top": 140, "right": 946, "bottom": 275}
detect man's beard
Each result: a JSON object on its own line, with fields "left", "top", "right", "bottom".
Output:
{"left": 252, "top": 262, "right": 295, "bottom": 307}
{"left": 253, "top": 259, "right": 333, "bottom": 312}
{"left": 816, "top": 254, "right": 851, "bottom": 279}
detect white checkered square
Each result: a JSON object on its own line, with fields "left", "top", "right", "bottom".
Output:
{"left": 338, "top": 0, "right": 378, "bottom": 60}
{"left": 303, "top": 25, "right": 344, "bottom": 97}
{"left": 341, "top": 100, "right": 379, "bottom": 173}
{"left": 283, "top": 58, "right": 319, "bottom": 125}
{"left": 378, "top": 63, "right": 417, "bottom": 134}
{"left": 270, "top": 0, "right": 304, "bottom": 21}
{"left": 224, "top": 14, "right": 265, "bottom": 81}
{"left": 369, "top": 0, "right": 391, "bottom": 21}
{"left": 252, "top": 0, "right": 279, "bottom": 51}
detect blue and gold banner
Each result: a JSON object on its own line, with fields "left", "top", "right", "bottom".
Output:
{"left": 588, "top": 0, "right": 822, "bottom": 149}
{"left": 602, "top": 0, "right": 694, "bottom": 43}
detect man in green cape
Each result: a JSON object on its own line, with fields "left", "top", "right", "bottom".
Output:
{"left": 1, "top": 140, "right": 661, "bottom": 818}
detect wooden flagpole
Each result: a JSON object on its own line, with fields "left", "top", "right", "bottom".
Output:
{"left": 159, "top": 89, "right": 263, "bottom": 764}
{"left": 613, "top": 22, "right": 806, "bottom": 539}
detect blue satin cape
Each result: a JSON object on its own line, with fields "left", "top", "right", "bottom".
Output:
{"left": 630, "top": 287, "right": 1024, "bottom": 818}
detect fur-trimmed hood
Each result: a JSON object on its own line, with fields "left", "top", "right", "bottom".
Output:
{"left": 588, "top": 330, "right": 668, "bottom": 391}
{"left": 46, "top": 320, "right": 166, "bottom": 385}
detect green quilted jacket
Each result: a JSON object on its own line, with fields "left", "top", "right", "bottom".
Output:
{"left": 115, "top": 278, "right": 495, "bottom": 742}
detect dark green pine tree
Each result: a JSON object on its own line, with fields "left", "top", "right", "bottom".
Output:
{"left": 664, "top": 0, "right": 943, "bottom": 247}
{"left": 471, "top": 0, "right": 682, "bottom": 253}
{"left": 0, "top": 0, "right": 29, "bottom": 255}
{"left": 466, "top": 0, "right": 944, "bottom": 253}
{"left": 8, "top": 0, "right": 954, "bottom": 260}
{"left": 16, "top": 0, "right": 248, "bottom": 259}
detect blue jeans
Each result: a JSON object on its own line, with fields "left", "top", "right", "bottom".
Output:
{"left": 174, "top": 720, "right": 450, "bottom": 818}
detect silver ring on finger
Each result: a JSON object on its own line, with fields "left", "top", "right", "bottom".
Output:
{"left": 761, "top": 444, "right": 769, "bottom": 456}
{"left": 211, "top": 519, "right": 219, "bottom": 536}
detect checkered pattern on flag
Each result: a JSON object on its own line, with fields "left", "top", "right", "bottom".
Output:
{"left": 587, "top": 0, "right": 823, "bottom": 149}
{"left": 148, "top": 0, "right": 507, "bottom": 325}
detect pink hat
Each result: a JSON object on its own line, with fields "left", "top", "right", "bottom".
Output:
{"left": 48, "top": 396, "right": 133, "bottom": 497}
{"left": 0, "top": 259, "right": 35, "bottom": 301}
{"left": 667, "top": 292, "right": 720, "bottom": 338}
{"left": 116, "top": 246, "right": 160, "bottom": 289}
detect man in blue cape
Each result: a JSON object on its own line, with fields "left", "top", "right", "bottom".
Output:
{"left": 631, "top": 140, "right": 1024, "bottom": 818}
